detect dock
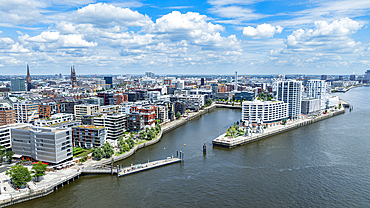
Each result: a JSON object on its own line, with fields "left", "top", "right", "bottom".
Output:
{"left": 213, "top": 108, "right": 345, "bottom": 148}
{"left": 118, "top": 157, "right": 181, "bottom": 177}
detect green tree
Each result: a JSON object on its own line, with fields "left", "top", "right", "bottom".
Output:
{"left": 175, "top": 112, "right": 181, "bottom": 119}
{"left": 126, "top": 138, "right": 135, "bottom": 149}
{"left": 0, "top": 146, "right": 6, "bottom": 163}
{"left": 155, "top": 119, "right": 161, "bottom": 125}
{"left": 146, "top": 129, "right": 155, "bottom": 140}
{"left": 5, "top": 151, "right": 14, "bottom": 164}
{"left": 93, "top": 147, "right": 103, "bottom": 160}
{"left": 102, "top": 142, "right": 114, "bottom": 158}
{"left": 139, "top": 130, "right": 147, "bottom": 140}
{"left": 31, "top": 162, "right": 47, "bottom": 182}
{"left": 205, "top": 98, "right": 212, "bottom": 107}
{"left": 6, "top": 164, "right": 31, "bottom": 188}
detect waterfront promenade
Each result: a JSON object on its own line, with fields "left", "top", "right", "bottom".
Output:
{"left": 213, "top": 107, "right": 345, "bottom": 148}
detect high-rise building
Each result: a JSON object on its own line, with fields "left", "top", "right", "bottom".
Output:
{"left": 145, "top": 72, "right": 154, "bottom": 78}
{"left": 235, "top": 71, "right": 238, "bottom": 91}
{"left": 70, "top": 65, "right": 77, "bottom": 87}
{"left": 364, "top": 70, "right": 370, "bottom": 82}
{"left": 104, "top": 76, "right": 113, "bottom": 88}
{"left": 350, "top": 75, "right": 356, "bottom": 81}
{"left": 275, "top": 80, "right": 302, "bottom": 119}
{"left": 305, "top": 80, "right": 328, "bottom": 110}
{"left": 201, "top": 78, "right": 205, "bottom": 86}
{"left": 93, "top": 113, "right": 126, "bottom": 141}
{"left": 10, "top": 79, "right": 26, "bottom": 91}
{"left": 321, "top": 75, "right": 328, "bottom": 80}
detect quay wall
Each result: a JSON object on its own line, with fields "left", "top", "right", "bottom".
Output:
{"left": 0, "top": 172, "right": 81, "bottom": 207}
{"left": 213, "top": 108, "right": 345, "bottom": 148}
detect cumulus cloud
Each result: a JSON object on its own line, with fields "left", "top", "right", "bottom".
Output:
{"left": 73, "top": 3, "right": 153, "bottom": 28}
{"left": 243, "top": 23, "right": 283, "bottom": 39}
{"left": 285, "top": 17, "right": 362, "bottom": 52}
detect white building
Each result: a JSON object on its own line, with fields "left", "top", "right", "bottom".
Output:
{"left": 34, "top": 113, "right": 74, "bottom": 127}
{"left": 275, "top": 80, "right": 302, "bottom": 119}
{"left": 305, "top": 80, "right": 329, "bottom": 110}
{"left": 176, "top": 79, "right": 185, "bottom": 89}
{"left": 74, "top": 104, "right": 99, "bottom": 121}
{"left": 11, "top": 126, "right": 73, "bottom": 164}
{"left": 242, "top": 100, "right": 289, "bottom": 125}
{"left": 326, "top": 96, "right": 339, "bottom": 108}
{"left": 93, "top": 113, "right": 126, "bottom": 141}
{"left": 0, "top": 123, "right": 30, "bottom": 149}
{"left": 301, "top": 99, "right": 321, "bottom": 115}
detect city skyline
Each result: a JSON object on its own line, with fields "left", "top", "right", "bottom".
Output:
{"left": 0, "top": 0, "right": 370, "bottom": 75}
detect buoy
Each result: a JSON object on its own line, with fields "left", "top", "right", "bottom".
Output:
{"left": 164, "top": 148, "right": 166, "bottom": 150}
{"left": 184, "top": 144, "right": 186, "bottom": 146}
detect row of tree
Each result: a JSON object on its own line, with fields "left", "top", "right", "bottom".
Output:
{"left": 138, "top": 124, "right": 161, "bottom": 140}
{"left": 92, "top": 142, "right": 114, "bottom": 160}
{"left": 6, "top": 162, "right": 47, "bottom": 188}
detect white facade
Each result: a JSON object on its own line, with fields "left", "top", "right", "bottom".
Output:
{"left": 326, "top": 96, "right": 339, "bottom": 108}
{"left": 11, "top": 126, "right": 73, "bottom": 164}
{"left": 0, "top": 123, "right": 30, "bottom": 149}
{"left": 34, "top": 113, "right": 74, "bottom": 127}
{"left": 74, "top": 104, "right": 99, "bottom": 121}
{"left": 301, "top": 99, "right": 321, "bottom": 115}
{"left": 242, "top": 100, "right": 289, "bottom": 124}
{"left": 275, "top": 80, "right": 302, "bottom": 119}
{"left": 305, "top": 80, "right": 329, "bottom": 110}
{"left": 93, "top": 113, "right": 126, "bottom": 140}
{"left": 176, "top": 80, "right": 184, "bottom": 89}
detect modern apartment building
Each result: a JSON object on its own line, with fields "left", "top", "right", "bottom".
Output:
{"left": 93, "top": 113, "right": 126, "bottom": 140}
{"left": 74, "top": 104, "right": 99, "bottom": 121}
{"left": 128, "top": 112, "right": 144, "bottom": 132}
{"left": 275, "top": 80, "right": 302, "bottom": 119}
{"left": 13, "top": 101, "right": 39, "bottom": 123}
{"left": 11, "top": 126, "right": 73, "bottom": 164}
{"left": 72, "top": 125, "right": 106, "bottom": 149}
{"left": 305, "top": 80, "right": 329, "bottom": 110}
{"left": 242, "top": 100, "right": 289, "bottom": 125}
{"left": 131, "top": 105, "right": 156, "bottom": 128}
{"left": 155, "top": 105, "right": 169, "bottom": 123}
{"left": 0, "top": 106, "right": 14, "bottom": 126}
{"left": 301, "top": 99, "right": 321, "bottom": 115}
{"left": 38, "top": 102, "right": 65, "bottom": 118}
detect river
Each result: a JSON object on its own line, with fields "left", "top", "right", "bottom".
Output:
{"left": 14, "top": 86, "right": 370, "bottom": 207}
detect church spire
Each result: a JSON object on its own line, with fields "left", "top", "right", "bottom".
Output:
{"left": 26, "top": 64, "right": 31, "bottom": 83}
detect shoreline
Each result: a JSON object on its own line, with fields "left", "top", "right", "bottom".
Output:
{"left": 213, "top": 107, "right": 346, "bottom": 148}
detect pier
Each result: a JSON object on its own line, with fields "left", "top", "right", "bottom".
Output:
{"left": 213, "top": 108, "right": 345, "bottom": 148}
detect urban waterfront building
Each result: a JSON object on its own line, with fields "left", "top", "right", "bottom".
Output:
{"left": 72, "top": 125, "right": 106, "bottom": 149}
{"left": 301, "top": 99, "right": 321, "bottom": 115}
{"left": 93, "top": 113, "right": 126, "bottom": 141}
{"left": 11, "top": 126, "right": 73, "bottom": 164}
{"left": 155, "top": 105, "right": 169, "bottom": 123}
{"left": 242, "top": 100, "right": 289, "bottom": 125}
{"left": 275, "top": 80, "right": 302, "bottom": 119}
{"left": 128, "top": 112, "right": 144, "bottom": 132}
{"left": 0, "top": 123, "right": 30, "bottom": 149}
{"left": 305, "top": 80, "right": 329, "bottom": 110}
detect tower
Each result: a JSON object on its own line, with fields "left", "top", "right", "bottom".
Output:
{"left": 26, "top": 64, "right": 32, "bottom": 91}
{"left": 235, "top": 71, "right": 238, "bottom": 91}
{"left": 70, "top": 65, "right": 77, "bottom": 88}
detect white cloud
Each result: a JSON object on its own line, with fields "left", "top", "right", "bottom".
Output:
{"left": 73, "top": 3, "right": 153, "bottom": 28}
{"left": 243, "top": 23, "right": 283, "bottom": 39}
{"left": 285, "top": 18, "right": 362, "bottom": 52}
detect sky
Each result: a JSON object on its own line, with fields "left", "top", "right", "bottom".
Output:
{"left": 0, "top": 0, "right": 369, "bottom": 75}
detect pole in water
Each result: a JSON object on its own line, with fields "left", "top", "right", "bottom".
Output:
{"left": 177, "top": 151, "right": 178, "bottom": 158}
{"left": 180, "top": 151, "right": 182, "bottom": 160}
{"left": 117, "top": 165, "right": 119, "bottom": 178}
{"left": 203, "top": 143, "right": 206, "bottom": 153}
{"left": 182, "top": 152, "right": 184, "bottom": 161}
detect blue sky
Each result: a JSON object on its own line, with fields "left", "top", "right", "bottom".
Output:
{"left": 0, "top": 0, "right": 369, "bottom": 75}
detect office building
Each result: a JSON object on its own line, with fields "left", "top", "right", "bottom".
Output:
{"left": 104, "top": 76, "right": 113, "bottom": 88}
{"left": 10, "top": 79, "right": 26, "bottom": 92}
{"left": 93, "top": 113, "right": 126, "bottom": 141}
{"left": 11, "top": 126, "right": 72, "bottom": 164}
{"left": 13, "top": 102, "right": 39, "bottom": 123}
{"left": 0, "top": 123, "right": 30, "bottom": 149}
